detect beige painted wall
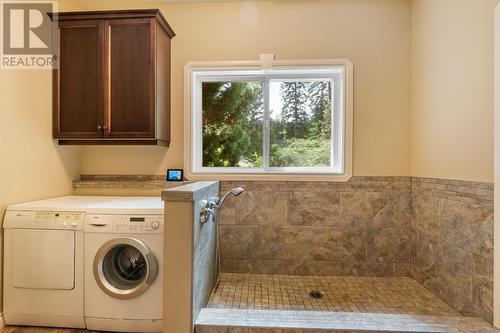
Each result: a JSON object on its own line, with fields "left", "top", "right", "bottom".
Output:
{"left": 0, "top": 71, "right": 80, "bottom": 215}
{"left": 0, "top": 0, "right": 82, "bottom": 217}
{"left": 411, "top": 0, "right": 499, "bottom": 182}
{"left": 77, "top": 0, "right": 412, "bottom": 177}
{"left": 0, "top": 0, "right": 84, "bottom": 310}
{"left": 4, "top": 0, "right": 495, "bottom": 209}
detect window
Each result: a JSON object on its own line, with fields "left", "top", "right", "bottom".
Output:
{"left": 185, "top": 59, "right": 353, "bottom": 181}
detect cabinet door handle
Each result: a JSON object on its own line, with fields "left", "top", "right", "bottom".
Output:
{"left": 102, "top": 125, "right": 108, "bottom": 130}
{"left": 97, "top": 125, "right": 103, "bottom": 130}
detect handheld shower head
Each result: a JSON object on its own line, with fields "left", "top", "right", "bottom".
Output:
{"left": 230, "top": 187, "right": 244, "bottom": 197}
{"left": 217, "top": 187, "right": 244, "bottom": 208}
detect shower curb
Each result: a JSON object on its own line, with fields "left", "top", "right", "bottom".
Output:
{"left": 195, "top": 308, "right": 499, "bottom": 332}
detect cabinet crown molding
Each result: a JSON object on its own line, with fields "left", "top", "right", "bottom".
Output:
{"left": 48, "top": 9, "right": 176, "bottom": 39}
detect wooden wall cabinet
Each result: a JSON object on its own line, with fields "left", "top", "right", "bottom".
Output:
{"left": 50, "top": 10, "right": 175, "bottom": 146}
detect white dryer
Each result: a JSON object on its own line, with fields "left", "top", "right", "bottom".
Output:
{"left": 3, "top": 196, "right": 119, "bottom": 328}
{"left": 84, "top": 197, "right": 164, "bottom": 332}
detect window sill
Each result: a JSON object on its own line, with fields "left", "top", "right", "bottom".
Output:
{"left": 184, "top": 171, "right": 353, "bottom": 182}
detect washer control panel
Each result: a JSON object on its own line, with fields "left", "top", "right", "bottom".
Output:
{"left": 85, "top": 214, "right": 164, "bottom": 233}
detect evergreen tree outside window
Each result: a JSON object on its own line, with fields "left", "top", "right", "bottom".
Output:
{"left": 269, "top": 79, "right": 332, "bottom": 168}
{"left": 202, "top": 81, "right": 264, "bottom": 168}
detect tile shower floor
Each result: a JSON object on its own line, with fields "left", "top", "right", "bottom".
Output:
{"left": 207, "top": 273, "right": 460, "bottom": 316}
{"left": 197, "top": 273, "right": 499, "bottom": 332}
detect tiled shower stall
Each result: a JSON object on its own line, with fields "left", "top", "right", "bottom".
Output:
{"left": 163, "top": 177, "right": 494, "bottom": 332}
{"left": 209, "top": 177, "right": 493, "bottom": 326}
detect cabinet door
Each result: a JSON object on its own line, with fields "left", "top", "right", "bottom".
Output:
{"left": 105, "top": 18, "right": 155, "bottom": 138}
{"left": 54, "top": 20, "right": 104, "bottom": 138}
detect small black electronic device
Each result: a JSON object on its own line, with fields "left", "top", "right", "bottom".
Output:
{"left": 166, "top": 169, "right": 183, "bottom": 181}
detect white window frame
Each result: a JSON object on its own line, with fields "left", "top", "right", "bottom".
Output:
{"left": 184, "top": 58, "right": 353, "bottom": 182}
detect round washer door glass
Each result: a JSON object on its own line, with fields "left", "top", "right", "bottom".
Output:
{"left": 94, "top": 237, "right": 158, "bottom": 299}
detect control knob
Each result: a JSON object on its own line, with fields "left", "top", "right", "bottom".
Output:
{"left": 151, "top": 221, "right": 160, "bottom": 230}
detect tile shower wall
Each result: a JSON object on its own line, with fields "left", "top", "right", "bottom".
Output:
{"left": 411, "top": 177, "right": 494, "bottom": 323}
{"left": 219, "top": 177, "right": 412, "bottom": 277}
{"left": 193, "top": 195, "right": 218, "bottom": 322}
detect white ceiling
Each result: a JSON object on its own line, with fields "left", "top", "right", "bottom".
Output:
{"left": 75, "top": 0, "right": 302, "bottom": 10}
{"left": 81, "top": 0, "right": 291, "bottom": 3}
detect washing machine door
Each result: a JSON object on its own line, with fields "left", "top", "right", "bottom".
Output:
{"left": 93, "top": 237, "right": 158, "bottom": 300}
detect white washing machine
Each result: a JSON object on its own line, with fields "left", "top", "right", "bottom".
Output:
{"left": 84, "top": 197, "right": 164, "bottom": 332}
{"left": 3, "top": 196, "right": 120, "bottom": 328}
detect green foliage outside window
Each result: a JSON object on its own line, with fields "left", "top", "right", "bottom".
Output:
{"left": 202, "top": 80, "right": 332, "bottom": 168}
{"left": 202, "top": 82, "right": 263, "bottom": 167}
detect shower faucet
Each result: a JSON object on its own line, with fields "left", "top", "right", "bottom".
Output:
{"left": 199, "top": 187, "right": 244, "bottom": 292}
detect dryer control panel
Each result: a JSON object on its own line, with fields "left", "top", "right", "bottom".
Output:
{"left": 85, "top": 214, "right": 164, "bottom": 233}
{"left": 3, "top": 210, "right": 84, "bottom": 230}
